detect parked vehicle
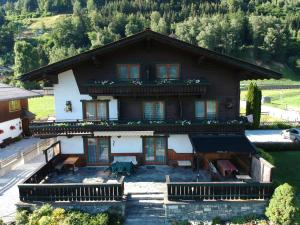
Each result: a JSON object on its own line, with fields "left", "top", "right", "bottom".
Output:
{"left": 281, "top": 128, "right": 300, "bottom": 142}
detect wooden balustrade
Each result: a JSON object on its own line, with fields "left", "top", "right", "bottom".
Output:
{"left": 166, "top": 175, "right": 273, "bottom": 201}
{"left": 19, "top": 177, "right": 125, "bottom": 202}
{"left": 29, "top": 120, "right": 245, "bottom": 137}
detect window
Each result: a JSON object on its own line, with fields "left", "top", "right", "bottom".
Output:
{"left": 85, "top": 101, "right": 108, "bottom": 120}
{"left": 117, "top": 64, "right": 140, "bottom": 80}
{"left": 156, "top": 64, "right": 180, "bottom": 80}
{"left": 144, "top": 137, "right": 166, "bottom": 164}
{"left": 144, "top": 101, "right": 165, "bottom": 120}
{"left": 9, "top": 100, "right": 21, "bottom": 112}
{"left": 86, "top": 137, "right": 110, "bottom": 164}
{"left": 195, "top": 100, "right": 217, "bottom": 120}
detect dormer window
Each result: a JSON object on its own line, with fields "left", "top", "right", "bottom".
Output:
{"left": 156, "top": 64, "right": 180, "bottom": 80}
{"left": 117, "top": 64, "right": 140, "bottom": 80}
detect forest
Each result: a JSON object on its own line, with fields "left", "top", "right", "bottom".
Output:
{"left": 0, "top": 0, "right": 299, "bottom": 88}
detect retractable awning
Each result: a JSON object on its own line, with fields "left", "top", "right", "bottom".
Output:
{"left": 189, "top": 134, "right": 257, "bottom": 153}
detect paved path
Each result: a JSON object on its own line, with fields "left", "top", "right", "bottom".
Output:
{"left": 0, "top": 138, "right": 40, "bottom": 160}
{"left": 246, "top": 129, "right": 292, "bottom": 143}
{"left": 241, "top": 101, "right": 300, "bottom": 122}
{"left": 0, "top": 154, "right": 45, "bottom": 223}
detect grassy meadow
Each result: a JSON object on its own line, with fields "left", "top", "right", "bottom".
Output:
{"left": 28, "top": 96, "right": 55, "bottom": 120}
{"left": 241, "top": 89, "right": 300, "bottom": 111}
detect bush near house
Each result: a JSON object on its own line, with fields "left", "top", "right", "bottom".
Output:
{"left": 265, "top": 183, "right": 298, "bottom": 225}
{"left": 15, "top": 204, "right": 124, "bottom": 225}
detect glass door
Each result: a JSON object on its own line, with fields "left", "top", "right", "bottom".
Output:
{"left": 86, "top": 138, "right": 110, "bottom": 164}
{"left": 144, "top": 137, "right": 166, "bottom": 164}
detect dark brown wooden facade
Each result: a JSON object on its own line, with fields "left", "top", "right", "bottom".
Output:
{"left": 0, "top": 99, "right": 28, "bottom": 123}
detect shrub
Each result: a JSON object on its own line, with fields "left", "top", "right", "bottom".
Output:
{"left": 257, "top": 148, "right": 274, "bottom": 164}
{"left": 108, "top": 212, "right": 124, "bottom": 225}
{"left": 265, "top": 183, "right": 298, "bottom": 225}
{"left": 28, "top": 204, "right": 53, "bottom": 225}
{"left": 0, "top": 219, "right": 5, "bottom": 225}
{"left": 212, "top": 216, "right": 221, "bottom": 224}
{"left": 16, "top": 210, "right": 29, "bottom": 225}
{"left": 89, "top": 213, "right": 109, "bottom": 225}
{"left": 61, "top": 211, "right": 90, "bottom": 225}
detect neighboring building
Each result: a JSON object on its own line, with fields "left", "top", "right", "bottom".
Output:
{"left": 20, "top": 30, "right": 281, "bottom": 167}
{"left": 0, "top": 83, "right": 41, "bottom": 147}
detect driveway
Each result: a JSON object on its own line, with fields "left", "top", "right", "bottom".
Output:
{"left": 246, "top": 130, "right": 292, "bottom": 143}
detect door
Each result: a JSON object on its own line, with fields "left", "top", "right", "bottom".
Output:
{"left": 86, "top": 137, "right": 110, "bottom": 165}
{"left": 144, "top": 137, "right": 167, "bottom": 164}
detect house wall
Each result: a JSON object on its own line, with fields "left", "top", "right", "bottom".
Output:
{"left": 57, "top": 134, "right": 193, "bottom": 164}
{"left": 72, "top": 40, "right": 240, "bottom": 121}
{"left": 0, "top": 118, "right": 23, "bottom": 144}
{"left": 57, "top": 136, "right": 84, "bottom": 154}
{"left": 54, "top": 70, "right": 118, "bottom": 120}
{"left": 0, "top": 99, "right": 28, "bottom": 123}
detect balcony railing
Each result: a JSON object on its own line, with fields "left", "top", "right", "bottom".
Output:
{"left": 82, "top": 79, "right": 210, "bottom": 96}
{"left": 29, "top": 119, "right": 246, "bottom": 137}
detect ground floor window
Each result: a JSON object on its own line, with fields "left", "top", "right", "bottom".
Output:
{"left": 144, "top": 136, "right": 167, "bottom": 164}
{"left": 86, "top": 137, "right": 110, "bottom": 164}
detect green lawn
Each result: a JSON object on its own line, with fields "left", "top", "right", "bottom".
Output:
{"left": 241, "top": 89, "right": 300, "bottom": 111}
{"left": 28, "top": 96, "right": 55, "bottom": 120}
{"left": 268, "top": 151, "right": 300, "bottom": 222}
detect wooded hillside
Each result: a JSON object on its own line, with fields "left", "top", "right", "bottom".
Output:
{"left": 0, "top": 0, "right": 299, "bottom": 88}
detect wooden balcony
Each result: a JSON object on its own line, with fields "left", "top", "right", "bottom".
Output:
{"left": 29, "top": 119, "right": 246, "bottom": 137}
{"left": 82, "top": 79, "right": 209, "bottom": 96}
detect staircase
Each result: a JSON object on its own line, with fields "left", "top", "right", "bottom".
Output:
{"left": 124, "top": 192, "right": 166, "bottom": 225}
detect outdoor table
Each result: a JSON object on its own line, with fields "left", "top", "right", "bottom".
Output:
{"left": 217, "top": 160, "right": 238, "bottom": 177}
{"left": 63, "top": 156, "right": 79, "bottom": 173}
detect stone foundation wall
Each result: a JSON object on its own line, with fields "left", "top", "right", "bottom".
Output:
{"left": 16, "top": 201, "right": 126, "bottom": 216}
{"left": 165, "top": 200, "right": 267, "bottom": 222}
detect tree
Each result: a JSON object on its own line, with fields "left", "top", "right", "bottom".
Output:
{"left": 265, "top": 183, "right": 298, "bottom": 225}
{"left": 49, "top": 45, "right": 80, "bottom": 63}
{"left": 150, "top": 11, "right": 167, "bottom": 34}
{"left": 175, "top": 17, "right": 200, "bottom": 45}
{"left": 14, "top": 41, "right": 40, "bottom": 76}
{"left": 246, "top": 82, "right": 262, "bottom": 129}
{"left": 88, "top": 27, "right": 120, "bottom": 48}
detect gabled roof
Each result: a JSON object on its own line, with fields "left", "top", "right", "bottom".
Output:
{"left": 0, "top": 83, "right": 42, "bottom": 101}
{"left": 20, "top": 29, "right": 281, "bottom": 81}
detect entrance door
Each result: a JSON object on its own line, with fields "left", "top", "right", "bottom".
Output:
{"left": 144, "top": 137, "right": 167, "bottom": 164}
{"left": 86, "top": 137, "right": 110, "bottom": 165}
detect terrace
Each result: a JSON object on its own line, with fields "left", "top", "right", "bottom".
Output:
{"left": 29, "top": 119, "right": 246, "bottom": 137}
{"left": 18, "top": 141, "right": 274, "bottom": 203}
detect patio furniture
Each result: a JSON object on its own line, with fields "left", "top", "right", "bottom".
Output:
{"left": 235, "top": 174, "right": 252, "bottom": 182}
{"left": 111, "top": 161, "right": 134, "bottom": 175}
{"left": 113, "top": 156, "right": 138, "bottom": 165}
{"left": 55, "top": 156, "right": 79, "bottom": 173}
{"left": 217, "top": 160, "right": 238, "bottom": 177}
{"left": 177, "top": 160, "right": 192, "bottom": 167}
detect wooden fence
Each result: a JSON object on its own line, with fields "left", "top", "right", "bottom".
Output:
{"left": 166, "top": 175, "right": 273, "bottom": 201}
{"left": 18, "top": 141, "right": 125, "bottom": 202}
{"left": 19, "top": 176, "right": 125, "bottom": 202}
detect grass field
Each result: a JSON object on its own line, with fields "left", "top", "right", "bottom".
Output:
{"left": 268, "top": 151, "right": 300, "bottom": 221}
{"left": 27, "top": 14, "right": 71, "bottom": 30}
{"left": 241, "top": 89, "right": 300, "bottom": 111}
{"left": 269, "top": 151, "right": 300, "bottom": 192}
{"left": 28, "top": 96, "right": 55, "bottom": 120}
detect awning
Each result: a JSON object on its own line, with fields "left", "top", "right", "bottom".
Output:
{"left": 189, "top": 134, "right": 257, "bottom": 153}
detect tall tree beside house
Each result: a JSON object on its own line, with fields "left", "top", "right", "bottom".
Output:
{"left": 246, "top": 82, "right": 262, "bottom": 129}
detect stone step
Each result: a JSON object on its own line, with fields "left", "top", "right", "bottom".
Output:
{"left": 123, "top": 217, "right": 166, "bottom": 225}
{"left": 127, "top": 192, "right": 165, "bottom": 200}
